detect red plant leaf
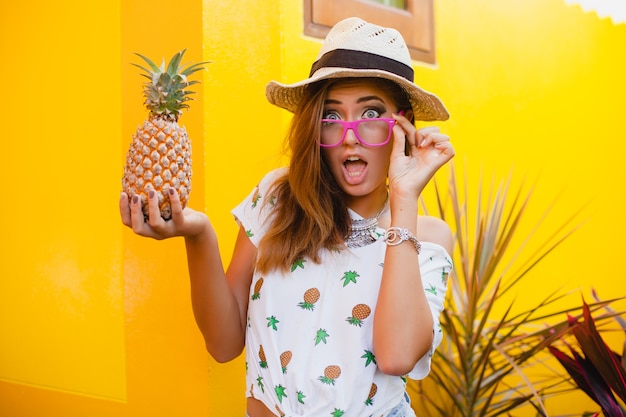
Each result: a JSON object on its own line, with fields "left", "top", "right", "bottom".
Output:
{"left": 548, "top": 345, "right": 596, "bottom": 399}
{"left": 572, "top": 301, "right": 626, "bottom": 402}
{"left": 573, "top": 347, "right": 625, "bottom": 417}
{"left": 549, "top": 344, "right": 624, "bottom": 416}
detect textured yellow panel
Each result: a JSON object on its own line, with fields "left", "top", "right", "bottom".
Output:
{"left": 201, "top": 0, "right": 283, "bottom": 414}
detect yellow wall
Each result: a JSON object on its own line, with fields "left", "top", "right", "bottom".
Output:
{"left": 0, "top": 0, "right": 212, "bottom": 415}
{"left": 0, "top": 0, "right": 623, "bottom": 416}
{"left": 0, "top": 0, "right": 127, "bottom": 410}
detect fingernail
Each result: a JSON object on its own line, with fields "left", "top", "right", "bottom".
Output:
{"left": 169, "top": 188, "right": 175, "bottom": 196}
{"left": 132, "top": 195, "right": 139, "bottom": 204}
{"left": 149, "top": 190, "right": 155, "bottom": 199}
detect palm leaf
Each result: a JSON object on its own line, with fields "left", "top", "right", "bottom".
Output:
{"left": 409, "top": 162, "right": 621, "bottom": 416}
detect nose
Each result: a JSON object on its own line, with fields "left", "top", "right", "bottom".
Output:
{"left": 342, "top": 126, "right": 360, "bottom": 146}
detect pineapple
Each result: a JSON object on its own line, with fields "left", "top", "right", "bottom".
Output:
{"left": 347, "top": 303, "right": 371, "bottom": 327}
{"left": 251, "top": 186, "right": 261, "bottom": 208}
{"left": 297, "top": 287, "right": 320, "bottom": 310}
{"left": 251, "top": 277, "right": 264, "bottom": 300}
{"left": 122, "top": 49, "right": 208, "bottom": 220}
{"left": 365, "top": 383, "right": 377, "bottom": 406}
{"left": 258, "top": 345, "right": 268, "bottom": 369}
{"left": 318, "top": 365, "right": 341, "bottom": 385}
{"left": 280, "top": 350, "right": 292, "bottom": 373}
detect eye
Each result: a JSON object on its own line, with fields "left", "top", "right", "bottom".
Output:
{"left": 362, "top": 108, "right": 382, "bottom": 119}
{"left": 322, "top": 112, "right": 341, "bottom": 120}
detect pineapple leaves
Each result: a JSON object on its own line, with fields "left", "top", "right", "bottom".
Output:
{"left": 134, "top": 53, "right": 162, "bottom": 73}
{"left": 132, "top": 49, "right": 209, "bottom": 121}
{"left": 165, "top": 49, "right": 185, "bottom": 76}
{"left": 181, "top": 61, "right": 209, "bottom": 77}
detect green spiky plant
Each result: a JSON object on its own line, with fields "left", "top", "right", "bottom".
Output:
{"left": 408, "top": 162, "right": 623, "bottom": 416}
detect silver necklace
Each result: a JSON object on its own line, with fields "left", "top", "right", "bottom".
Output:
{"left": 345, "top": 194, "right": 389, "bottom": 249}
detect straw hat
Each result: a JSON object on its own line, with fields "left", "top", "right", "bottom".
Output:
{"left": 266, "top": 17, "right": 449, "bottom": 121}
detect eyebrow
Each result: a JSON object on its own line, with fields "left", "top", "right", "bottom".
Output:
{"left": 324, "top": 95, "right": 386, "bottom": 106}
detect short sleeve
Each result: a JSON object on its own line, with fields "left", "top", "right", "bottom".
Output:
{"left": 408, "top": 242, "right": 453, "bottom": 380}
{"left": 231, "top": 168, "right": 285, "bottom": 247}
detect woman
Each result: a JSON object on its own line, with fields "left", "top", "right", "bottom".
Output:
{"left": 121, "top": 17, "right": 455, "bottom": 417}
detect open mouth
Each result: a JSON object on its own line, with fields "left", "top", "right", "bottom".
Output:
{"left": 344, "top": 156, "right": 367, "bottom": 178}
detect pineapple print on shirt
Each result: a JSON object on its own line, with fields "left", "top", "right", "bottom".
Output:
{"left": 319, "top": 365, "right": 341, "bottom": 385}
{"left": 258, "top": 345, "right": 268, "bottom": 369}
{"left": 251, "top": 187, "right": 261, "bottom": 208}
{"left": 314, "top": 328, "right": 330, "bottom": 346}
{"left": 251, "top": 277, "right": 263, "bottom": 300}
{"left": 291, "top": 258, "right": 307, "bottom": 272}
{"left": 280, "top": 350, "right": 292, "bottom": 373}
{"left": 298, "top": 287, "right": 320, "bottom": 310}
{"left": 275, "top": 384, "right": 287, "bottom": 403}
{"left": 340, "top": 270, "right": 359, "bottom": 286}
{"left": 365, "top": 383, "right": 378, "bottom": 406}
{"left": 232, "top": 168, "right": 453, "bottom": 416}
{"left": 347, "top": 303, "right": 371, "bottom": 327}
{"left": 267, "top": 315, "right": 280, "bottom": 331}
{"left": 361, "top": 350, "right": 377, "bottom": 367}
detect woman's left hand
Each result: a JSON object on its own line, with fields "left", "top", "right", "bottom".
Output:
{"left": 387, "top": 113, "right": 455, "bottom": 198}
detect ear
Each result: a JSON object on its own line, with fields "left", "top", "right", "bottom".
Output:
{"left": 403, "top": 108, "right": 415, "bottom": 123}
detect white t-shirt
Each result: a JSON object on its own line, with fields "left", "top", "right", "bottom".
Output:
{"left": 232, "top": 168, "right": 452, "bottom": 417}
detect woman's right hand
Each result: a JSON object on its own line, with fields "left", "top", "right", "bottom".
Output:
{"left": 120, "top": 189, "right": 210, "bottom": 241}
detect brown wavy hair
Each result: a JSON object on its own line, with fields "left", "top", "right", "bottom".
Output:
{"left": 256, "top": 78, "right": 411, "bottom": 274}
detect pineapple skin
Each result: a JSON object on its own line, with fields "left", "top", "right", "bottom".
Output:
{"left": 122, "top": 116, "right": 192, "bottom": 220}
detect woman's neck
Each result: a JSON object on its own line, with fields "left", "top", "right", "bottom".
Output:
{"left": 347, "top": 187, "right": 389, "bottom": 219}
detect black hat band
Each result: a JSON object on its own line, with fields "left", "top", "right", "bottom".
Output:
{"left": 309, "top": 48, "right": 414, "bottom": 82}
